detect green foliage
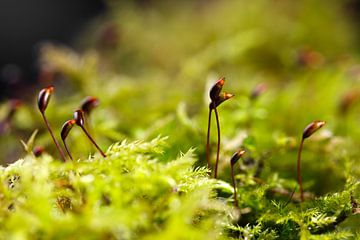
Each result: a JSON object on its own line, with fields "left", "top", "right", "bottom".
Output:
{"left": 0, "top": 137, "right": 231, "bottom": 239}
{"left": 1, "top": 1, "right": 360, "bottom": 239}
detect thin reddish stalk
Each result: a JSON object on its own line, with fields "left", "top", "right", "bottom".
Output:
{"left": 231, "top": 164, "right": 238, "bottom": 208}
{"left": 285, "top": 185, "right": 297, "bottom": 207}
{"left": 206, "top": 109, "right": 212, "bottom": 170}
{"left": 62, "top": 139, "right": 73, "bottom": 161}
{"left": 41, "top": 113, "right": 67, "bottom": 162}
{"left": 80, "top": 125, "right": 106, "bottom": 157}
{"left": 297, "top": 138, "right": 305, "bottom": 202}
{"left": 213, "top": 106, "right": 221, "bottom": 178}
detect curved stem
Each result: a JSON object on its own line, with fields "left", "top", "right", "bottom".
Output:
{"left": 297, "top": 138, "right": 305, "bottom": 202}
{"left": 206, "top": 108, "right": 212, "bottom": 170}
{"left": 285, "top": 185, "right": 297, "bottom": 207}
{"left": 80, "top": 125, "right": 106, "bottom": 157}
{"left": 214, "top": 106, "right": 221, "bottom": 178}
{"left": 41, "top": 113, "right": 67, "bottom": 162}
{"left": 62, "top": 139, "right": 73, "bottom": 161}
{"left": 231, "top": 164, "right": 238, "bottom": 208}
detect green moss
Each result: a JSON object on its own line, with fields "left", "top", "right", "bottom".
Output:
{"left": 1, "top": 1, "right": 360, "bottom": 239}
{"left": 0, "top": 137, "right": 232, "bottom": 239}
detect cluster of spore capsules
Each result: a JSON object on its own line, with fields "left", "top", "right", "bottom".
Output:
{"left": 205, "top": 78, "right": 325, "bottom": 207}
{"left": 37, "top": 86, "right": 106, "bottom": 162}
{"left": 36, "top": 78, "right": 325, "bottom": 208}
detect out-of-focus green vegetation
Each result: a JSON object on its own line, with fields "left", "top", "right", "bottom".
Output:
{"left": 0, "top": 1, "right": 360, "bottom": 239}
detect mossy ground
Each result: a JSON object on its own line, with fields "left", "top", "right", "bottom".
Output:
{"left": 0, "top": 1, "right": 360, "bottom": 239}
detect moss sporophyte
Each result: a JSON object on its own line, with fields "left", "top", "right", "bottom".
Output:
{"left": 0, "top": 99, "right": 22, "bottom": 134}
{"left": 38, "top": 86, "right": 67, "bottom": 162}
{"left": 206, "top": 77, "right": 234, "bottom": 178}
{"left": 230, "top": 150, "right": 246, "bottom": 208}
{"left": 14, "top": 73, "right": 360, "bottom": 238}
{"left": 297, "top": 120, "right": 325, "bottom": 202}
{"left": 73, "top": 110, "right": 106, "bottom": 157}
{"left": 61, "top": 119, "right": 76, "bottom": 160}
{"left": 60, "top": 110, "right": 106, "bottom": 160}
{"left": 38, "top": 87, "right": 106, "bottom": 161}
{"left": 80, "top": 96, "right": 99, "bottom": 116}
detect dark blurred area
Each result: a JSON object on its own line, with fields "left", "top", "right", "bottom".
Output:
{"left": 0, "top": 0, "right": 105, "bottom": 101}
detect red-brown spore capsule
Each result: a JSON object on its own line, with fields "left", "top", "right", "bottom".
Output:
{"left": 38, "top": 86, "right": 54, "bottom": 113}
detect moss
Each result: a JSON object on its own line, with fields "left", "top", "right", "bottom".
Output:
{"left": 1, "top": 1, "right": 360, "bottom": 238}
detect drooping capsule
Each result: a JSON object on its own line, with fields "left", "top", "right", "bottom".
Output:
{"left": 80, "top": 96, "right": 99, "bottom": 115}
{"left": 230, "top": 150, "right": 246, "bottom": 166}
{"left": 61, "top": 119, "right": 76, "bottom": 141}
{"left": 302, "top": 121, "right": 326, "bottom": 139}
{"left": 60, "top": 119, "right": 76, "bottom": 160}
{"left": 74, "top": 110, "right": 85, "bottom": 127}
{"left": 209, "top": 77, "right": 225, "bottom": 102}
{"left": 8, "top": 99, "right": 22, "bottom": 118}
{"left": 73, "top": 109, "right": 106, "bottom": 157}
{"left": 33, "top": 146, "right": 45, "bottom": 157}
{"left": 250, "top": 83, "right": 267, "bottom": 100}
{"left": 38, "top": 86, "right": 54, "bottom": 113}
{"left": 211, "top": 92, "right": 234, "bottom": 109}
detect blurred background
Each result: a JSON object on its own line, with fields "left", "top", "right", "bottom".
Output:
{"left": 0, "top": 0, "right": 105, "bottom": 100}
{"left": 0, "top": 0, "right": 360, "bottom": 101}
{"left": 1, "top": 0, "right": 360, "bottom": 94}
